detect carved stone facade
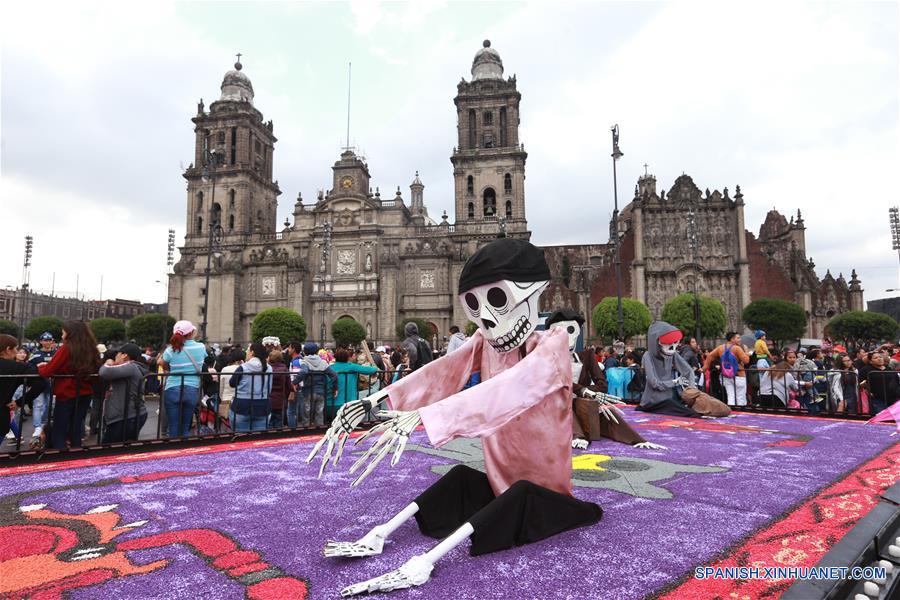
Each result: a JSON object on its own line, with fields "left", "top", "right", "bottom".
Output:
{"left": 169, "top": 43, "right": 531, "bottom": 345}
{"left": 170, "top": 48, "right": 862, "bottom": 346}
{"left": 561, "top": 173, "right": 864, "bottom": 339}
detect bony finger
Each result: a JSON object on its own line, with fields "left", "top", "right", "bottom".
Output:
{"left": 351, "top": 436, "right": 394, "bottom": 487}
{"left": 391, "top": 436, "right": 409, "bottom": 467}
{"left": 306, "top": 435, "right": 327, "bottom": 464}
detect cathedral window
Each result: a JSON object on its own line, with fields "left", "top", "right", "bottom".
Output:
{"left": 505, "top": 200, "right": 512, "bottom": 218}
{"left": 468, "top": 109, "right": 476, "bottom": 148}
{"left": 196, "top": 191, "right": 203, "bottom": 210}
{"left": 500, "top": 107, "right": 507, "bottom": 146}
{"left": 466, "top": 175, "right": 474, "bottom": 195}
{"left": 483, "top": 188, "right": 497, "bottom": 217}
{"left": 468, "top": 202, "right": 475, "bottom": 219}
{"left": 196, "top": 216, "right": 203, "bottom": 233}
{"left": 228, "top": 214, "right": 235, "bottom": 231}
{"left": 504, "top": 173, "right": 512, "bottom": 193}
{"left": 483, "top": 111, "right": 493, "bottom": 126}
{"left": 483, "top": 132, "right": 493, "bottom": 148}
{"left": 211, "top": 202, "right": 222, "bottom": 226}
{"left": 228, "top": 189, "right": 236, "bottom": 208}
{"left": 217, "top": 131, "right": 225, "bottom": 145}
{"left": 230, "top": 127, "right": 237, "bottom": 165}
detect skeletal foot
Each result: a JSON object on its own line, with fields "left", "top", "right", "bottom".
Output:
{"left": 341, "top": 555, "right": 433, "bottom": 596}
{"left": 324, "top": 527, "right": 387, "bottom": 558}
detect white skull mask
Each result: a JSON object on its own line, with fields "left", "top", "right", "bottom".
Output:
{"left": 659, "top": 341, "right": 678, "bottom": 356}
{"left": 548, "top": 320, "right": 581, "bottom": 352}
{"left": 460, "top": 279, "right": 548, "bottom": 353}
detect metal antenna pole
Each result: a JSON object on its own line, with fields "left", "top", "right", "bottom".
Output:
{"left": 345, "top": 62, "right": 352, "bottom": 149}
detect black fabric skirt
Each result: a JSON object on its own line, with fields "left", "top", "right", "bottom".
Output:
{"left": 414, "top": 465, "right": 602, "bottom": 556}
{"left": 636, "top": 396, "right": 701, "bottom": 418}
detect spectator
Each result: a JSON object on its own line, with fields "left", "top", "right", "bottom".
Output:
{"left": 758, "top": 352, "right": 799, "bottom": 407}
{"left": 446, "top": 325, "right": 467, "bottom": 354}
{"left": 0, "top": 335, "right": 45, "bottom": 444}
{"left": 294, "top": 342, "right": 337, "bottom": 427}
{"left": 834, "top": 353, "right": 859, "bottom": 414}
{"left": 602, "top": 346, "right": 619, "bottom": 371}
{"left": 267, "top": 349, "right": 291, "bottom": 428}
{"left": 861, "top": 352, "right": 898, "bottom": 414}
{"left": 391, "top": 349, "right": 410, "bottom": 383}
{"left": 98, "top": 343, "right": 148, "bottom": 443}
{"left": 703, "top": 332, "right": 750, "bottom": 407}
{"left": 793, "top": 348, "right": 821, "bottom": 415}
{"left": 229, "top": 342, "right": 273, "bottom": 432}
{"left": 679, "top": 337, "right": 702, "bottom": 380}
{"left": 753, "top": 330, "right": 774, "bottom": 363}
{"left": 27, "top": 331, "right": 57, "bottom": 447}
{"left": 331, "top": 347, "right": 379, "bottom": 416}
{"left": 401, "top": 322, "right": 433, "bottom": 371}
{"left": 217, "top": 349, "right": 243, "bottom": 426}
{"left": 160, "top": 320, "right": 207, "bottom": 438}
{"left": 37, "top": 321, "right": 102, "bottom": 450}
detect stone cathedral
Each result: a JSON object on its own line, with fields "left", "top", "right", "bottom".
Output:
{"left": 169, "top": 41, "right": 861, "bottom": 345}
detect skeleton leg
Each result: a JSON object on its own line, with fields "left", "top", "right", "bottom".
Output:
{"left": 342, "top": 476, "right": 603, "bottom": 595}
{"left": 340, "top": 523, "right": 474, "bottom": 596}
{"left": 324, "top": 502, "right": 420, "bottom": 558}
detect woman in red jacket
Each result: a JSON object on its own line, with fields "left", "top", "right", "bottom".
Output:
{"left": 37, "top": 320, "right": 101, "bottom": 449}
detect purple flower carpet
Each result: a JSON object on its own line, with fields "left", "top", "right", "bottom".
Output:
{"left": 1, "top": 408, "right": 897, "bottom": 600}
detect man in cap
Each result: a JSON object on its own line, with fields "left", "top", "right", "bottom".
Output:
{"left": 27, "top": 331, "right": 57, "bottom": 444}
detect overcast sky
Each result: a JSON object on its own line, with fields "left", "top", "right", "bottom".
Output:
{"left": 2, "top": 1, "right": 898, "bottom": 307}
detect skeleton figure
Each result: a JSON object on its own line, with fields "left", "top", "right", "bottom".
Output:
{"left": 545, "top": 308, "right": 665, "bottom": 451}
{"left": 636, "top": 321, "right": 701, "bottom": 418}
{"left": 308, "top": 238, "right": 603, "bottom": 596}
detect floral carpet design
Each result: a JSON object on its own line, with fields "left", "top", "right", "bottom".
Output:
{"left": 0, "top": 409, "right": 896, "bottom": 599}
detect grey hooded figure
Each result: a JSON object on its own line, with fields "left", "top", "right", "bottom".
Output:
{"left": 637, "top": 321, "right": 700, "bottom": 418}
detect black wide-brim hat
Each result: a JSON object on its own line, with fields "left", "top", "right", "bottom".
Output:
{"left": 545, "top": 308, "right": 585, "bottom": 328}
{"left": 458, "top": 238, "right": 551, "bottom": 293}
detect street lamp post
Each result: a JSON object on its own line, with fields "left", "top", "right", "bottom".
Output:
{"left": 20, "top": 236, "right": 33, "bottom": 340}
{"left": 687, "top": 206, "right": 702, "bottom": 343}
{"left": 200, "top": 149, "right": 224, "bottom": 343}
{"left": 318, "top": 221, "right": 333, "bottom": 346}
{"left": 610, "top": 125, "right": 624, "bottom": 342}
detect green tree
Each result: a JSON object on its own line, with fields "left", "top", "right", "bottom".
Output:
{"left": 465, "top": 321, "right": 479, "bottom": 337}
{"left": 90, "top": 317, "right": 126, "bottom": 344}
{"left": 332, "top": 318, "right": 366, "bottom": 348}
{"left": 742, "top": 298, "right": 806, "bottom": 347}
{"left": 127, "top": 314, "right": 176, "bottom": 349}
{"left": 827, "top": 310, "right": 898, "bottom": 346}
{"left": 592, "top": 297, "right": 652, "bottom": 341}
{"left": 0, "top": 319, "right": 19, "bottom": 337}
{"left": 396, "top": 318, "right": 433, "bottom": 341}
{"left": 661, "top": 293, "right": 727, "bottom": 340}
{"left": 24, "top": 316, "right": 64, "bottom": 342}
{"left": 251, "top": 308, "right": 307, "bottom": 344}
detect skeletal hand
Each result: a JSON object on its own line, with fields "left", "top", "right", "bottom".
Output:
{"left": 348, "top": 410, "right": 421, "bottom": 487}
{"left": 572, "top": 438, "right": 589, "bottom": 450}
{"left": 341, "top": 554, "right": 433, "bottom": 596}
{"left": 634, "top": 441, "right": 667, "bottom": 450}
{"left": 306, "top": 389, "right": 389, "bottom": 478}
{"left": 324, "top": 525, "right": 387, "bottom": 558}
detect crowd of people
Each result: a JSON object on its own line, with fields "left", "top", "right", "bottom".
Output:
{"left": 2, "top": 318, "right": 898, "bottom": 452}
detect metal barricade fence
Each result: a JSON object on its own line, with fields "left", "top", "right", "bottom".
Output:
{"left": 0, "top": 367, "right": 407, "bottom": 458}
{"left": 708, "top": 367, "right": 873, "bottom": 418}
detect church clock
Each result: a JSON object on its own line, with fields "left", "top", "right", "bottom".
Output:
{"left": 340, "top": 176, "right": 354, "bottom": 190}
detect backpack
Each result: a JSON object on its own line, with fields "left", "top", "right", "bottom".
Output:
{"left": 721, "top": 344, "right": 739, "bottom": 379}
{"left": 627, "top": 368, "right": 646, "bottom": 394}
{"left": 414, "top": 338, "right": 434, "bottom": 370}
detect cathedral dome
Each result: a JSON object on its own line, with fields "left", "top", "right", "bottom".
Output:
{"left": 219, "top": 60, "right": 254, "bottom": 104}
{"left": 471, "top": 39, "right": 504, "bottom": 81}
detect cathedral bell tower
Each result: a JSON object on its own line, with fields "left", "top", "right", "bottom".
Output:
{"left": 183, "top": 58, "right": 281, "bottom": 244}
{"left": 451, "top": 40, "right": 527, "bottom": 229}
